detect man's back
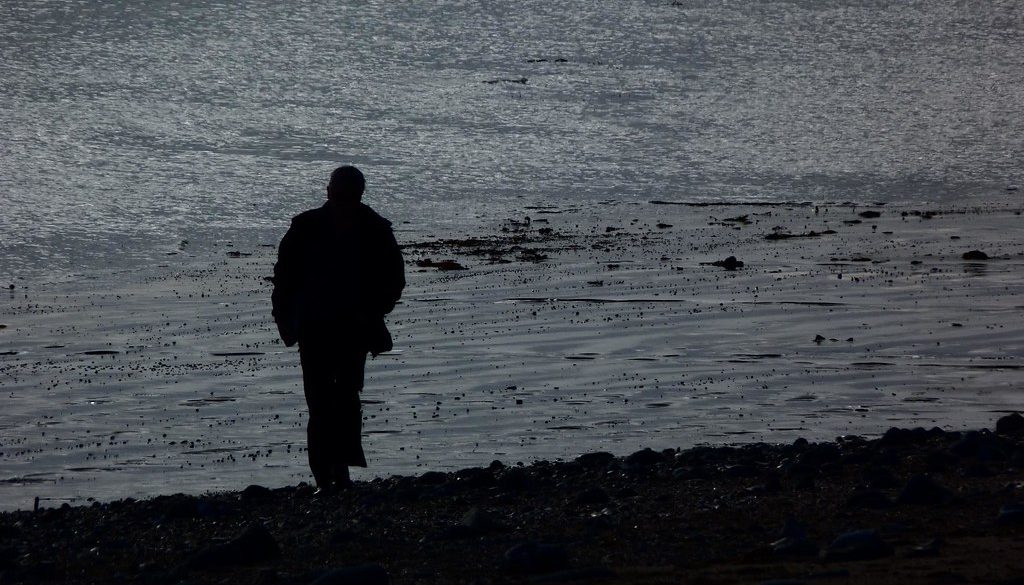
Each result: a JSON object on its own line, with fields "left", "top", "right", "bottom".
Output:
{"left": 273, "top": 201, "right": 403, "bottom": 344}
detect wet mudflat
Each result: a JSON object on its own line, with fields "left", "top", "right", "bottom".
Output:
{"left": 0, "top": 199, "right": 1022, "bottom": 510}
{"left": 2, "top": 419, "right": 1024, "bottom": 584}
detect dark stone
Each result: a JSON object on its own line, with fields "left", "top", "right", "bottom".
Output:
{"left": 859, "top": 210, "right": 882, "bottom": 218}
{"left": 416, "top": 258, "right": 467, "bottom": 271}
{"left": 576, "top": 452, "right": 615, "bottom": 468}
{"left": 794, "top": 475, "right": 816, "bottom": 490}
{"left": 625, "top": 448, "right": 663, "bottom": 467}
{"left": 454, "top": 467, "right": 495, "bottom": 489}
{"left": 822, "top": 529, "right": 892, "bottom": 562}
{"left": 504, "top": 542, "right": 569, "bottom": 574}
{"left": 329, "top": 527, "right": 358, "bottom": 544}
{"left": 925, "top": 449, "right": 957, "bottom": 472}
{"left": 531, "top": 566, "right": 615, "bottom": 583}
{"left": 846, "top": 489, "right": 894, "bottom": 509}
{"left": 182, "top": 523, "right": 280, "bottom": 571}
{"left": 1011, "top": 449, "right": 1024, "bottom": 468}
{"left": 254, "top": 567, "right": 279, "bottom": 585}
{"left": 759, "top": 474, "right": 783, "bottom": 493}
{"left": 310, "top": 564, "right": 390, "bottom": 585}
{"left": 614, "top": 487, "right": 638, "bottom": 499}
{"left": 997, "top": 503, "right": 1024, "bottom": 525}
{"left": 771, "top": 536, "right": 816, "bottom": 557}
{"left": 960, "top": 463, "right": 994, "bottom": 478}
{"left": 723, "top": 463, "right": 759, "bottom": 478}
{"left": 780, "top": 518, "right": 807, "bottom": 539}
{"left": 497, "top": 468, "right": 531, "bottom": 491}
{"left": 880, "top": 427, "right": 915, "bottom": 446}
{"left": 923, "top": 571, "right": 968, "bottom": 585}
{"left": 896, "top": 475, "right": 957, "bottom": 506}
{"left": 949, "top": 430, "right": 1007, "bottom": 462}
{"left": 962, "top": 250, "right": 989, "bottom": 260}
{"left": 948, "top": 431, "right": 983, "bottom": 457}
{"left": 583, "top": 509, "right": 618, "bottom": 531}
{"left": 800, "top": 443, "right": 841, "bottom": 466}
{"left": 862, "top": 466, "right": 900, "bottom": 489}
{"left": 241, "top": 484, "right": 272, "bottom": 501}
{"left": 807, "top": 569, "right": 850, "bottom": 579}
{"left": 460, "top": 507, "right": 503, "bottom": 533}
{"left": 710, "top": 256, "right": 744, "bottom": 270}
{"left": 670, "top": 466, "right": 695, "bottom": 480}
{"left": 905, "top": 538, "right": 943, "bottom": 558}
{"left": 150, "top": 494, "right": 199, "bottom": 519}
{"left": 417, "top": 471, "right": 449, "bottom": 485}
{"left": 575, "top": 487, "right": 610, "bottom": 506}
{"left": 0, "top": 545, "right": 18, "bottom": 570}
{"left": 996, "top": 413, "right": 1024, "bottom": 435}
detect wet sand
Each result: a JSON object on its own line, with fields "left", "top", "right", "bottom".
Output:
{"left": 1, "top": 198, "right": 1022, "bottom": 510}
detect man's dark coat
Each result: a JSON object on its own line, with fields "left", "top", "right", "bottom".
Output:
{"left": 271, "top": 200, "right": 405, "bottom": 349}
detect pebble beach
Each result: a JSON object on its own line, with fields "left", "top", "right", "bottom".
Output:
{"left": 2, "top": 418, "right": 1024, "bottom": 584}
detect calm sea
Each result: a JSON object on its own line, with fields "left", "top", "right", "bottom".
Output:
{"left": 2, "top": 0, "right": 1022, "bottom": 281}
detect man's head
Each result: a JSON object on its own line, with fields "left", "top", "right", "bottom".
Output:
{"left": 327, "top": 165, "right": 365, "bottom": 202}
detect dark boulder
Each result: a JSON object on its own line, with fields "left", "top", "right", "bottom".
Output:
{"left": 880, "top": 427, "right": 918, "bottom": 446}
{"left": 241, "top": 484, "right": 272, "bottom": 501}
{"left": 576, "top": 452, "right": 616, "bottom": 468}
{"left": 862, "top": 466, "right": 900, "bottom": 489}
{"left": 531, "top": 566, "right": 615, "bottom": 583}
{"left": 181, "top": 523, "right": 279, "bottom": 571}
{"left": 896, "top": 475, "right": 957, "bottom": 506}
{"left": 441, "top": 506, "right": 506, "bottom": 539}
{"left": 497, "top": 468, "right": 532, "bottom": 491}
{"left": 625, "top": 448, "right": 664, "bottom": 467}
{"left": 310, "top": 564, "right": 390, "bottom": 585}
{"left": 504, "top": 542, "right": 570, "bottom": 574}
{"left": 575, "top": 487, "right": 610, "bottom": 506}
{"left": 821, "top": 529, "right": 892, "bottom": 562}
{"left": 454, "top": 467, "right": 495, "bottom": 489}
{"left": 846, "top": 489, "right": 894, "bottom": 509}
{"left": 996, "top": 413, "right": 1024, "bottom": 436}
{"left": 417, "top": 471, "right": 449, "bottom": 486}
{"left": 997, "top": 503, "right": 1024, "bottom": 525}
{"left": 710, "top": 256, "right": 744, "bottom": 270}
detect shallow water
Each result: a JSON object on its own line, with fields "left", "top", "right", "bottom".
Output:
{"left": 2, "top": 0, "right": 1023, "bottom": 279}
{"left": 1, "top": 200, "right": 1022, "bottom": 510}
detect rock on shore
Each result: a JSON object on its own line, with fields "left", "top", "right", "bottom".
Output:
{"left": 3, "top": 417, "right": 1024, "bottom": 584}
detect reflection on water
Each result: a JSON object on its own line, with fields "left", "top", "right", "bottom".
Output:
{"left": 2, "top": 0, "right": 1023, "bottom": 279}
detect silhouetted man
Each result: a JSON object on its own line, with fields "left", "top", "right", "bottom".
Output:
{"left": 272, "top": 165, "right": 405, "bottom": 492}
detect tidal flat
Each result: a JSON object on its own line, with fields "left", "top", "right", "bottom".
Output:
{"left": 0, "top": 199, "right": 1021, "bottom": 511}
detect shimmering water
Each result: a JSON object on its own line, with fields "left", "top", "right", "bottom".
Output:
{"left": 2, "top": 0, "right": 1022, "bottom": 280}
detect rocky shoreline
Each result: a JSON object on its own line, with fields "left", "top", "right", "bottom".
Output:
{"left": 3, "top": 416, "right": 1024, "bottom": 584}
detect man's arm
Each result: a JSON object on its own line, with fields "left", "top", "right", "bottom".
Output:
{"left": 377, "top": 227, "right": 405, "bottom": 316}
{"left": 271, "top": 222, "right": 301, "bottom": 346}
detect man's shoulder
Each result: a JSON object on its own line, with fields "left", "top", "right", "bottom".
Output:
{"left": 292, "top": 205, "right": 327, "bottom": 224}
{"left": 356, "top": 203, "right": 394, "bottom": 231}
{"left": 291, "top": 205, "right": 329, "bottom": 225}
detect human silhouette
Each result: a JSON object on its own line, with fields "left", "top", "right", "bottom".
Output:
{"left": 271, "top": 165, "right": 405, "bottom": 492}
